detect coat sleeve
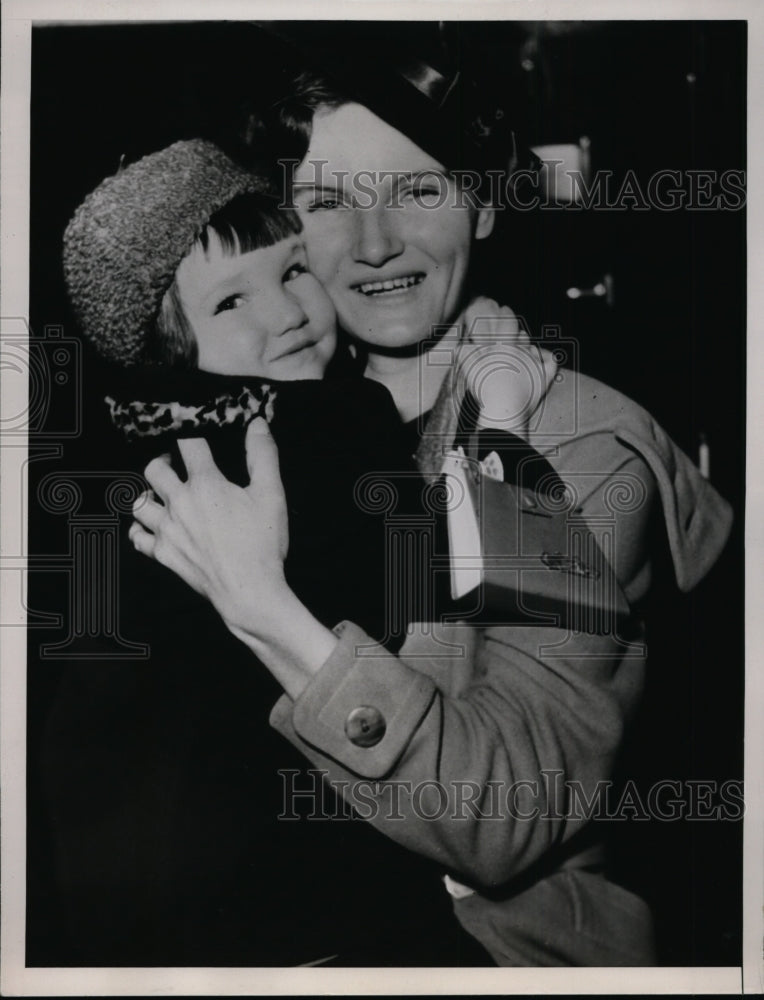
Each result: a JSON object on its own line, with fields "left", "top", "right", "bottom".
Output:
{"left": 269, "top": 441, "right": 657, "bottom": 890}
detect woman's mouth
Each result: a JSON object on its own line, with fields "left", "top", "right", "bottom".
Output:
{"left": 354, "top": 273, "right": 425, "bottom": 296}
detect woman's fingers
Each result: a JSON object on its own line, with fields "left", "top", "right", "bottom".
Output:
{"left": 144, "top": 452, "right": 180, "bottom": 499}
{"left": 244, "top": 418, "right": 281, "bottom": 493}
{"left": 132, "top": 490, "right": 165, "bottom": 532}
{"left": 177, "top": 436, "right": 217, "bottom": 478}
{"left": 144, "top": 439, "right": 222, "bottom": 503}
{"left": 128, "top": 520, "right": 156, "bottom": 558}
{"left": 243, "top": 417, "right": 289, "bottom": 563}
{"left": 129, "top": 517, "right": 206, "bottom": 594}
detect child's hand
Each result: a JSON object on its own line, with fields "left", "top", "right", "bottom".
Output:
{"left": 452, "top": 297, "right": 558, "bottom": 438}
{"left": 462, "top": 295, "right": 523, "bottom": 344}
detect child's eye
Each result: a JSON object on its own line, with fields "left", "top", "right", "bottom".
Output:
{"left": 306, "top": 195, "right": 345, "bottom": 212}
{"left": 292, "top": 186, "right": 349, "bottom": 213}
{"left": 283, "top": 263, "right": 308, "bottom": 282}
{"left": 214, "top": 293, "right": 245, "bottom": 314}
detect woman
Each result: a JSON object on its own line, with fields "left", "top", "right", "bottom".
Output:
{"left": 39, "top": 138, "right": 546, "bottom": 969}
{"left": 130, "top": 33, "right": 733, "bottom": 967}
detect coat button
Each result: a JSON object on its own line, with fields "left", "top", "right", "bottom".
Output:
{"left": 344, "top": 706, "right": 386, "bottom": 748}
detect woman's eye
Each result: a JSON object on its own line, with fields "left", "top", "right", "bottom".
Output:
{"left": 408, "top": 185, "right": 443, "bottom": 204}
{"left": 283, "top": 263, "right": 308, "bottom": 282}
{"left": 214, "top": 294, "right": 244, "bottom": 315}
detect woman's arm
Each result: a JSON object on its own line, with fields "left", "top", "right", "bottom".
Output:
{"left": 131, "top": 414, "right": 657, "bottom": 888}
{"left": 267, "top": 441, "right": 657, "bottom": 889}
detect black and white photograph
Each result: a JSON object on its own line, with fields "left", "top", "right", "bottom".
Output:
{"left": 1, "top": 1, "right": 761, "bottom": 994}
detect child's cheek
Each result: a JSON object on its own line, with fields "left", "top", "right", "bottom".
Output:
{"left": 321, "top": 293, "right": 338, "bottom": 334}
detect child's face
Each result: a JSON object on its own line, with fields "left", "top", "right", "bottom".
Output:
{"left": 175, "top": 233, "right": 337, "bottom": 379}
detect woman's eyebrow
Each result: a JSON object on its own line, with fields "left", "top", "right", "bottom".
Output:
{"left": 406, "top": 168, "right": 453, "bottom": 183}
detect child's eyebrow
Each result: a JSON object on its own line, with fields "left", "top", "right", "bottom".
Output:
{"left": 199, "top": 273, "right": 246, "bottom": 309}
{"left": 292, "top": 181, "right": 343, "bottom": 195}
{"left": 197, "top": 241, "right": 305, "bottom": 309}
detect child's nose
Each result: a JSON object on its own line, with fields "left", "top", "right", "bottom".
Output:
{"left": 261, "top": 288, "right": 309, "bottom": 337}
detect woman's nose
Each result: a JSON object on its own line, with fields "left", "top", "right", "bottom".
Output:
{"left": 351, "top": 203, "right": 405, "bottom": 266}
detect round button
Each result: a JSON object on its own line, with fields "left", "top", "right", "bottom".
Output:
{"left": 344, "top": 706, "right": 386, "bottom": 748}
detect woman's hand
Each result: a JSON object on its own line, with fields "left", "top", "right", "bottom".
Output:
{"left": 130, "top": 418, "right": 288, "bottom": 629}
{"left": 129, "top": 417, "right": 337, "bottom": 698}
{"left": 453, "top": 296, "right": 558, "bottom": 437}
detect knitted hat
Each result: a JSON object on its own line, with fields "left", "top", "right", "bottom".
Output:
{"left": 63, "top": 139, "right": 270, "bottom": 366}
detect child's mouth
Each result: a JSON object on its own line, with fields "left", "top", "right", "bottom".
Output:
{"left": 277, "top": 338, "right": 317, "bottom": 359}
{"left": 354, "top": 273, "right": 425, "bottom": 297}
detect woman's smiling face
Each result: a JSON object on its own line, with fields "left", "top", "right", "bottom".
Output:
{"left": 292, "top": 103, "right": 494, "bottom": 351}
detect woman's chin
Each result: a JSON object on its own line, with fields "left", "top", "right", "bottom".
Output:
{"left": 337, "top": 298, "right": 459, "bottom": 356}
{"left": 343, "top": 318, "right": 440, "bottom": 354}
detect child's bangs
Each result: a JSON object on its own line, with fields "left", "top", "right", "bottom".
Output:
{"left": 199, "top": 192, "right": 302, "bottom": 257}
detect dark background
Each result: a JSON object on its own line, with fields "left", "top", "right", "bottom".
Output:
{"left": 26, "top": 21, "right": 745, "bottom": 967}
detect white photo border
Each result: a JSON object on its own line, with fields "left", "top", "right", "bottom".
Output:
{"left": 2, "top": 0, "right": 761, "bottom": 995}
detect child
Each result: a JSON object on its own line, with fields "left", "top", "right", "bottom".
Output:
{"left": 63, "top": 138, "right": 444, "bottom": 645}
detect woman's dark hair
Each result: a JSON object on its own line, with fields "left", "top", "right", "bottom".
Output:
{"left": 240, "top": 66, "right": 528, "bottom": 211}
{"left": 241, "top": 70, "right": 349, "bottom": 182}
{"left": 150, "top": 191, "right": 303, "bottom": 367}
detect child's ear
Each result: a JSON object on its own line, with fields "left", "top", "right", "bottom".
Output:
{"left": 475, "top": 208, "right": 495, "bottom": 241}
